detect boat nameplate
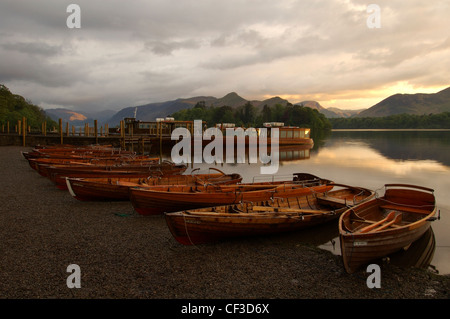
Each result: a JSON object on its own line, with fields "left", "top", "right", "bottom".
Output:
{"left": 353, "top": 241, "right": 368, "bottom": 247}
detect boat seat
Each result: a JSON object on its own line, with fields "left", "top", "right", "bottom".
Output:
{"left": 316, "top": 195, "right": 348, "bottom": 206}
{"left": 380, "top": 204, "right": 431, "bottom": 214}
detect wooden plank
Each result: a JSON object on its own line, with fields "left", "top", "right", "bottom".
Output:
{"left": 380, "top": 204, "right": 431, "bottom": 214}
{"left": 251, "top": 206, "right": 326, "bottom": 214}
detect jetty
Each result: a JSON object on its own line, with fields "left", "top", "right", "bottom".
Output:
{"left": 0, "top": 117, "right": 314, "bottom": 154}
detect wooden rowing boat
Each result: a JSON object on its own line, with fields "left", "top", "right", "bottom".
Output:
{"left": 22, "top": 147, "right": 133, "bottom": 160}
{"left": 27, "top": 156, "right": 159, "bottom": 175}
{"left": 46, "top": 161, "right": 188, "bottom": 190}
{"left": 164, "top": 183, "right": 375, "bottom": 245}
{"left": 338, "top": 184, "right": 439, "bottom": 274}
{"left": 130, "top": 173, "right": 334, "bottom": 215}
{"left": 65, "top": 168, "right": 243, "bottom": 201}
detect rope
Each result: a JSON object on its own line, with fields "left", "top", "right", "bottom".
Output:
{"left": 182, "top": 212, "right": 201, "bottom": 249}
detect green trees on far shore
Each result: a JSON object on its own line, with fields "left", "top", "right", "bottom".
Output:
{"left": 171, "top": 101, "right": 332, "bottom": 132}
{"left": 0, "top": 84, "right": 58, "bottom": 131}
{"left": 329, "top": 112, "right": 450, "bottom": 129}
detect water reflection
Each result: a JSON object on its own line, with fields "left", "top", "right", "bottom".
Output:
{"left": 312, "top": 140, "right": 449, "bottom": 176}
{"left": 389, "top": 227, "right": 436, "bottom": 272}
{"left": 328, "top": 130, "right": 450, "bottom": 166}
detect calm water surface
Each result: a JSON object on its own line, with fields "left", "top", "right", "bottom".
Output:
{"left": 156, "top": 130, "right": 450, "bottom": 275}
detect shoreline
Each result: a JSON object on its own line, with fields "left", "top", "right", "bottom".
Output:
{"left": 331, "top": 129, "right": 450, "bottom": 132}
{"left": 0, "top": 146, "right": 448, "bottom": 299}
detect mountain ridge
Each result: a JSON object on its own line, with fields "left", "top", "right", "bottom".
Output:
{"left": 42, "top": 86, "right": 450, "bottom": 126}
{"left": 356, "top": 87, "right": 450, "bottom": 117}
{"left": 106, "top": 92, "right": 294, "bottom": 126}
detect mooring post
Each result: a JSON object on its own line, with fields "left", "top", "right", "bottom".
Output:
{"left": 22, "top": 117, "right": 26, "bottom": 146}
{"left": 59, "top": 118, "right": 63, "bottom": 145}
{"left": 94, "top": 119, "right": 98, "bottom": 144}
{"left": 120, "top": 120, "right": 125, "bottom": 150}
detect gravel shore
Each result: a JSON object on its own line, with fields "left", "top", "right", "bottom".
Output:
{"left": 0, "top": 146, "right": 448, "bottom": 302}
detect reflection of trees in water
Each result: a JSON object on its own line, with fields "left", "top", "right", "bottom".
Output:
{"left": 310, "top": 130, "right": 331, "bottom": 153}
{"left": 148, "top": 140, "right": 314, "bottom": 164}
{"left": 326, "top": 130, "right": 450, "bottom": 167}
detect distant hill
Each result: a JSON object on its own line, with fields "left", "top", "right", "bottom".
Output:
{"left": 295, "top": 100, "right": 363, "bottom": 118}
{"left": 45, "top": 108, "right": 116, "bottom": 126}
{"left": 357, "top": 87, "right": 450, "bottom": 117}
{"left": 106, "top": 92, "right": 292, "bottom": 126}
{"left": 43, "top": 92, "right": 365, "bottom": 127}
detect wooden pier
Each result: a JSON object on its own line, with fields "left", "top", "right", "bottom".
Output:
{"left": 0, "top": 117, "right": 184, "bottom": 155}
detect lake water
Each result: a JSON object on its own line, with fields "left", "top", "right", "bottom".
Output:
{"left": 154, "top": 129, "right": 450, "bottom": 275}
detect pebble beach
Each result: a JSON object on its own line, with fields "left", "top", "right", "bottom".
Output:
{"left": 0, "top": 146, "right": 448, "bottom": 302}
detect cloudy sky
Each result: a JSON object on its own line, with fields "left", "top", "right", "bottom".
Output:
{"left": 0, "top": 0, "right": 449, "bottom": 113}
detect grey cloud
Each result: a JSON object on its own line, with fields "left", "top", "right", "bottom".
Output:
{"left": 144, "top": 39, "right": 201, "bottom": 56}
{"left": 2, "top": 42, "right": 63, "bottom": 56}
{"left": 0, "top": 0, "right": 448, "bottom": 113}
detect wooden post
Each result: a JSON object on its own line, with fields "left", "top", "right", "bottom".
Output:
{"left": 72, "top": 125, "right": 75, "bottom": 136}
{"left": 18, "top": 120, "right": 21, "bottom": 136}
{"left": 158, "top": 121, "right": 163, "bottom": 158}
{"left": 86, "top": 123, "right": 90, "bottom": 137}
{"left": 59, "top": 118, "right": 63, "bottom": 145}
{"left": 105, "top": 124, "right": 109, "bottom": 137}
{"left": 120, "top": 120, "right": 125, "bottom": 150}
{"left": 22, "top": 117, "right": 26, "bottom": 146}
{"left": 94, "top": 120, "right": 98, "bottom": 144}
{"left": 7, "top": 121, "right": 9, "bottom": 134}
{"left": 66, "top": 122, "right": 69, "bottom": 137}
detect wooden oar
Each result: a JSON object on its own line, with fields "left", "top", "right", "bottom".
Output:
{"left": 357, "top": 211, "right": 396, "bottom": 233}
{"left": 368, "top": 213, "right": 402, "bottom": 232}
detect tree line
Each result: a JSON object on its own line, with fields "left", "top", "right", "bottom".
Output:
{"left": 0, "top": 84, "right": 58, "bottom": 131}
{"left": 171, "top": 101, "right": 332, "bottom": 133}
{"left": 329, "top": 112, "right": 450, "bottom": 129}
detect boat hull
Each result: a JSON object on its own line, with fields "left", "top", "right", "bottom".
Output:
{"left": 130, "top": 183, "right": 334, "bottom": 215}
{"left": 47, "top": 164, "right": 187, "bottom": 190}
{"left": 66, "top": 173, "right": 242, "bottom": 201}
{"left": 165, "top": 207, "right": 343, "bottom": 245}
{"left": 339, "top": 184, "right": 437, "bottom": 273}
{"left": 340, "top": 219, "right": 432, "bottom": 274}
{"left": 164, "top": 184, "right": 375, "bottom": 245}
